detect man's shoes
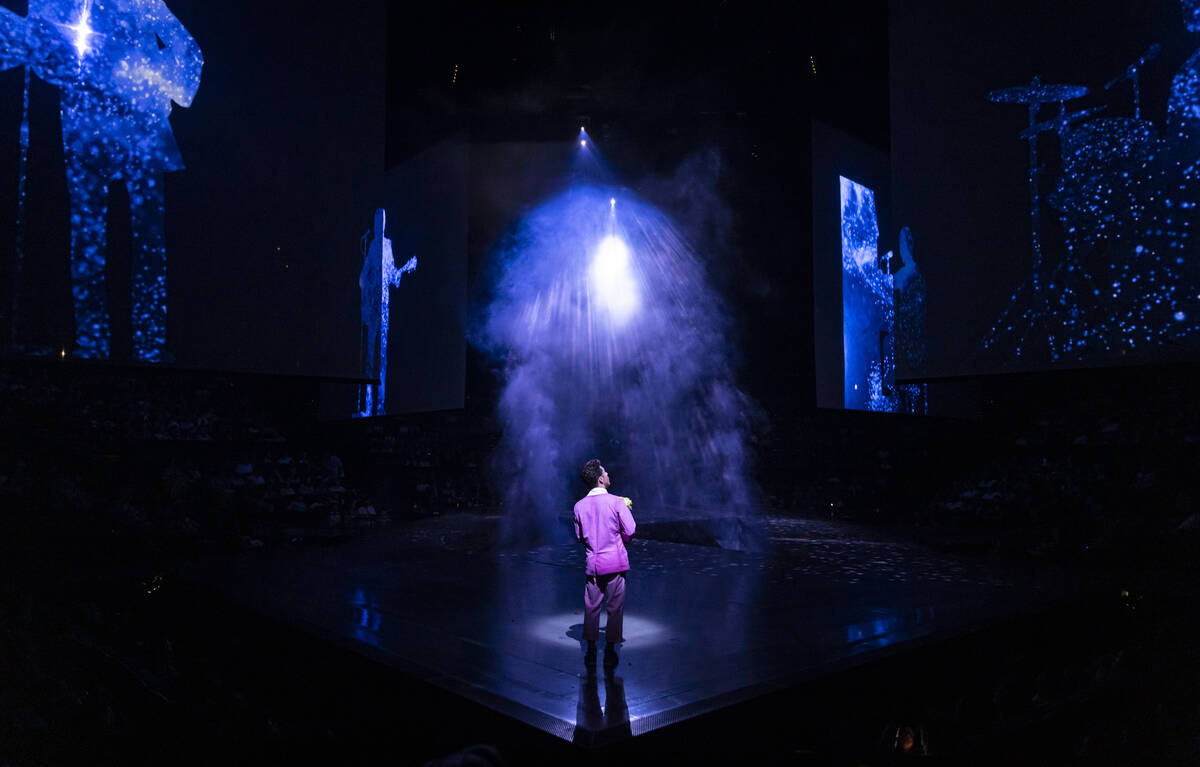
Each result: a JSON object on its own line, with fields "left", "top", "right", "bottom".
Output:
{"left": 584, "top": 644, "right": 597, "bottom": 670}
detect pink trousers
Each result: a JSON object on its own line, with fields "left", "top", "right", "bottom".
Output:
{"left": 583, "top": 572, "right": 626, "bottom": 643}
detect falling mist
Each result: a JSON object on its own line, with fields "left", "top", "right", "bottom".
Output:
{"left": 477, "top": 160, "right": 757, "bottom": 547}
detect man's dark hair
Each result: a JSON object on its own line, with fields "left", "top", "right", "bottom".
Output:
{"left": 580, "top": 459, "right": 604, "bottom": 488}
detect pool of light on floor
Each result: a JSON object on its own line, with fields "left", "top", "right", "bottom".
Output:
{"left": 529, "top": 612, "right": 670, "bottom": 648}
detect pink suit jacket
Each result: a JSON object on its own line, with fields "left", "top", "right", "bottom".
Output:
{"left": 573, "top": 490, "right": 637, "bottom": 576}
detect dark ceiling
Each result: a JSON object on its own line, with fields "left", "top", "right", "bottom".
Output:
{"left": 386, "top": 1, "right": 889, "bottom": 160}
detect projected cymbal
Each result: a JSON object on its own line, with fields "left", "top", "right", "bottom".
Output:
{"left": 988, "top": 77, "right": 1088, "bottom": 105}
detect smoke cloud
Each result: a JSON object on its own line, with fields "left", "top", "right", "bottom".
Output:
{"left": 476, "top": 156, "right": 757, "bottom": 547}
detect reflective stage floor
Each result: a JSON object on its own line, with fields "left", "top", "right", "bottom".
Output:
{"left": 183, "top": 514, "right": 1089, "bottom": 745}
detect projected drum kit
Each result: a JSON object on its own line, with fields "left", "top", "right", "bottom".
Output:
{"left": 987, "top": 77, "right": 1091, "bottom": 297}
{"left": 983, "top": 41, "right": 1199, "bottom": 359}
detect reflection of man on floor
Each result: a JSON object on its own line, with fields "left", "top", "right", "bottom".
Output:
{"left": 357, "top": 208, "right": 417, "bottom": 417}
{"left": 1, "top": 0, "right": 203, "bottom": 360}
{"left": 573, "top": 666, "right": 631, "bottom": 745}
{"left": 573, "top": 459, "right": 636, "bottom": 670}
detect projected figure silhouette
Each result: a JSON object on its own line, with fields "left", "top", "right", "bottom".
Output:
{"left": 0, "top": 0, "right": 203, "bottom": 361}
{"left": 894, "top": 227, "right": 927, "bottom": 415}
{"left": 357, "top": 208, "right": 416, "bottom": 417}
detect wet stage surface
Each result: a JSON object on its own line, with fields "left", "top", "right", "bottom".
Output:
{"left": 183, "top": 514, "right": 1088, "bottom": 744}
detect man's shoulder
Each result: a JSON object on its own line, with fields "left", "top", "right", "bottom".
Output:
{"left": 574, "top": 493, "right": 615, "bottom": 509}
{"left": 598, "top": 494, "right": 625, "bottom": 512}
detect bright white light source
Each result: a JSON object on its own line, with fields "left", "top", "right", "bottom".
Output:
{"left": 580, "top": 139, "right": 587, "bottom": 147}
{"left": 590, "top": 235, "right": 639, "bottom": 326}
{"left": 593, "top": 235, "right": 630, "bottom": 275}
{"left": 65, "top": 0, "right": 96, "bottom": 58}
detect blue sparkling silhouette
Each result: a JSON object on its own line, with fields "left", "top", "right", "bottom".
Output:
{"left": 1, "top": 0, "right": 203, "bottom": 361}
{"left": 894, "top": 227, "right": 928, "bottom": 415}
{"left": 357, "top": 208, "right": 417, "bottom": 418}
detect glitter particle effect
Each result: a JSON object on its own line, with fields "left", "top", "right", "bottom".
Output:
{"left": 1, "top": 0, "right": 203, "bottom": 360}
{"left": 979, "top": 12, "right": 1200, "bottom": 363}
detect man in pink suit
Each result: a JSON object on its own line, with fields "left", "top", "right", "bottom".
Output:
{"left": 573, "top": 459, "right": 636, "bottom": 670}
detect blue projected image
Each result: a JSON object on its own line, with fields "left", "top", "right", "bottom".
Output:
{"left": 977, "top": 0, "right": 1200, "bottom": 363}
{"left": 841, "top": 176, "right": 897, "bottom": 412}
{"left": 357, "top": 208, "right": 417, "bottom": 418}
{"left": 1, "top": 0, "right": 202, "bottom": 361}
